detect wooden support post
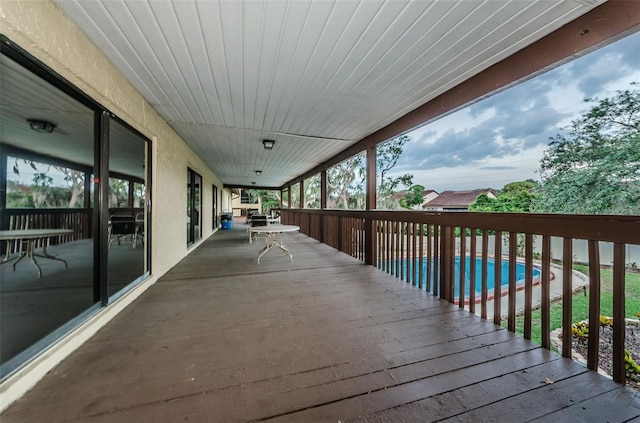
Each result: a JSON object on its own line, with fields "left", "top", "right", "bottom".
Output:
{"left": 364, "top": 144, "right": 376, "bottom": 265}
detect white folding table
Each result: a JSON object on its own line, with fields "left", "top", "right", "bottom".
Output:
{"left": 0, "top": 229, "right": 73, "bottom": 277}
{"left": 248, "top": 224, "right": 300, "bottom": 264}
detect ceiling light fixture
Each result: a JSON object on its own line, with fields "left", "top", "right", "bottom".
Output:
{"left": 255, "top": 170, "right": 262, "bottom": 175}
{"left": 262, "top": 139, "right": 275, "bottom": 150}
{"left": 27, "top": 119, "right": 56, "bottom": 133}
{"left": 251, "top": 181, "right": 256, "bottom": 185}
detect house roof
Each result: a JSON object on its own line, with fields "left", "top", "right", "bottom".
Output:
{"left": 422, "top": 189, "right": 494, "bottom": 208}
{"left": 391, "top": 189, "right": 438, "bottom": 201}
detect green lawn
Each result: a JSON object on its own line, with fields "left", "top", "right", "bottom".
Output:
{"left": 502, "top": 265, "right": 640, "bottom": 345}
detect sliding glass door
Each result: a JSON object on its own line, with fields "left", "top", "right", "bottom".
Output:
{"left": 0, "top": 37, "right": 152, "bottom": 379}
{"left": 107, "top": 119, "right": 150, "bottom": 299}
{"left": 212, "top": 185, "right": 218, "bottom": 230}
{"left": 187, "top": 169, "right": 201, "bottom": 246}
{"left": 0, "top": 46, "right": 97, "bottom": 378}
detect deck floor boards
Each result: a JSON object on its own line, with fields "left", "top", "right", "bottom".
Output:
{"left": 3, "top": 225, "right": 640, "bottom": 422}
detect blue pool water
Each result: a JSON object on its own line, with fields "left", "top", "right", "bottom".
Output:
{"left": 397, "top": 257, "right": 541, "bottom": 298}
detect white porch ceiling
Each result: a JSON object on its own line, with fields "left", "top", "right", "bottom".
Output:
{"left": 52, "top": 0, "right": 604, "bottom": 188}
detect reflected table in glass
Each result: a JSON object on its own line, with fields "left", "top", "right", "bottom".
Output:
{"left": 248, "top": 224, "right": 300, "bottom": 264}
{"left": 0, "top": 229, "right": 74, "bottom": 277}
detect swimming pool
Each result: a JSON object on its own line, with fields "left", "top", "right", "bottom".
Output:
{"left": 399, "top": 256, "right": 542, "bottom": 299}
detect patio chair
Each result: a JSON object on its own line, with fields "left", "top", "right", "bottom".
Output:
{"left": 249, "top": 215, "right": 268, "bottom": 242}
{"left": 109, "top": 215, "right": 137, "bottom": 248}
{"left": 134, "top": 212, "right": 144, "bottom": 246}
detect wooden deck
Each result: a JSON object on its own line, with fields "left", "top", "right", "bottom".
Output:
{"left": 3, "top": 224, "right": 640, "bottom": 422}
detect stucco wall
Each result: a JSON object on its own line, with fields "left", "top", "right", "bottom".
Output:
{"left": 0, "top": 0, "right": 228, "bottom": 276}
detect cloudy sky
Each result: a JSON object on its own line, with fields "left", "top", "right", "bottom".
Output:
{"left": 390, "top": 30, "right": 640, "bottom": 192}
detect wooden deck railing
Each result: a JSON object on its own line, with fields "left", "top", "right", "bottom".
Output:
{"left": 2, "top": 208, "right": 92, "bottom": 252}
{"left": 281, "top": 208, "right": 640, "bottom": 385}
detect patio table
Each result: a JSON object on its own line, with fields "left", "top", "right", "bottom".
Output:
{"left": 248, "top": 224, "right": 300, "bottom": 264}
{"left": 0, "top": 229, "right": 73, "bottom": 277}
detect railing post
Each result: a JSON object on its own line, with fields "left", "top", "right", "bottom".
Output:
{"left": 458, "top": 228, "right": 466, "bottom": 308}
{"left": 439, "top": 226, "right": 452, "bottom": 302}
{"left": 524, "top": 234, "right": 534, "bottom": 340}
{"left": 587, "top": 240, "right": 601, "bottom": 371}
{"left": 337, "top": 217, "right": 343, "bottom": 252}
{"left": 365, "top": 217, "right": 375, "bottom": 265}
{"left": 469, "top": 230, "right": 477, "bottom": 314}
{"left": 507, "top": 232, "right": 516, "bottom": 330}
{"left": 612, "top": 243, "right": 625, "bottom": 384}
{"left": 561, "top": 237, "right": 573, "bottom": 358}
{"left": 494, "top": 231, "right": 503, "bottom": 327}
{"left": 541, "top": 235, "right": 551, "bottom": 349}
{"left": 481, "top": 231, "right": 489, "bottom": 320}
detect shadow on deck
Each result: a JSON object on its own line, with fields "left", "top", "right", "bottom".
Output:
{"left": 3, "top": 223, "right": 640, "bottom": 422}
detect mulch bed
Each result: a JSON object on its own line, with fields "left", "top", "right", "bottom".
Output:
{"left": 573, "top": 323, "right": 640, "bottom": 391}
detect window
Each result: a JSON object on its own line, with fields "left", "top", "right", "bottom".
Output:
{"left": 187, "top": 168, "right": 202, "bottom": 246}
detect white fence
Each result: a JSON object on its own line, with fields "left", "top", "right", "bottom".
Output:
{"left": 458, "top": 235, "right": 640, "bottom": 267}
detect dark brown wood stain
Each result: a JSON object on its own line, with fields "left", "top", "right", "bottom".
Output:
{"left": 2, "top": 226, "right": 639, "bottom": 422}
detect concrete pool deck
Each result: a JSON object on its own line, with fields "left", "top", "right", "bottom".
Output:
{"left": 472, "top": 263, "right": 590, "bottom": 321}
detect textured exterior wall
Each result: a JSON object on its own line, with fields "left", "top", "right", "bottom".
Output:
{"left": 0, "top": 0, "right": 227, "bottom": 276}
{"left": 0, "top": 0, "right": 233, "bottom": 409}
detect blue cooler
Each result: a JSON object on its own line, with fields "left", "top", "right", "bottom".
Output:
{"left": 221, "top": 212, "right": 233, "bottom": 229}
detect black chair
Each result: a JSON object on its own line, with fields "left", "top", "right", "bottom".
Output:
{"left": 249, "top": 215, "right": 268, "bottom": 242}
{"left": 134, "top": 212, "right": 145, "bottom": 246}
{"left": 250, "top": 215, "right": 268, "bottom": 227}
{"left": 109, "top": 215, "right": 137, "bottom": 248}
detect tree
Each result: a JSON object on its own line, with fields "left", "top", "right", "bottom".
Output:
{"left": 247, "top": 189, "right": 281, "bottom": 212}
{"left": 290, "top": 182, "right": 300, "bottom": 208}
{"left": 296, "top": 135, "right": 412, "bottom": 210}
{"left": 304, "top": 174, "right": 321, "bottom": 208}
{"left": 62, "top": 169, "right": 85, "bottom": 208}
{"left": 535, "top": 86, "right": 640, "bottom": 214}
{"left": 399, "top": 185, "right": 425, "bottom": 210}
{"left": 9, "top": 159, "right": 81, "bottom": 208}
{"left": 469, "top": 181, "right": 540, "bottom": 256}
{"left": 469, "top": 181, "right": 539, "bottom": 212}
{"left": 31, "top": 172, "right": 53, "bottom": 208}
{"left": 376, "top": 135, "right": 413, "bottom": 209}
{"left": 326, "top": 154, "right": 366, "bottom": 209}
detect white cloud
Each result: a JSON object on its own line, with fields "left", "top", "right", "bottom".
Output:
{"left": 396, "top": 31, "right": 640, "bottom": 191}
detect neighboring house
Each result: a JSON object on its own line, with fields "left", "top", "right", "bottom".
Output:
{"left": 231, "top": 188, "right": 262, "bottom": 217}
{"left": 418, "top": 190, "right": 439, "bottom": 210}
{"left": 389, "top": 189, "right": 439, "bottom": 210}
{"left": 422, "top": 189, "right": 496, "bottom": 212}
